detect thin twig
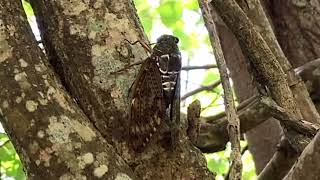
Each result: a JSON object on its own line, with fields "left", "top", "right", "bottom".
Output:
{"left": 181, "top": 80, "right": 221, "bottom": 101}
{"left": 182, "top": 64, "right": 218, "bottom": 71}
{"left": 199, "top": 0, "right": 242, "bottom": 179}
{"left": 206, "top": 94, "right": 258, "bottom": 123}
{"left": 0, "top": 140, "right": 10, "bottom": 148}
{"left": 294, "top": 58, "right": 320, "bottom": 76}
{"left": 225, "top": 145, "right": 249, "bottom": 180}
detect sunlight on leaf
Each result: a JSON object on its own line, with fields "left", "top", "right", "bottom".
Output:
{"left": 0, "top": 132, "right": 26, "bottom": 180}
{"left": 22, "top": 0, "right": 34, "bottom": 17}
{"left": 158, "top": 1, "right": 183, "bottom": 27}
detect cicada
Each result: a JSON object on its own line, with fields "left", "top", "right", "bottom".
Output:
{"left": 129, "top": 35, "right": 181, "bottom": 151}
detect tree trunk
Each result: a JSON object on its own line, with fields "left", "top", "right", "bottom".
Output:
{"left": 0, "top": 1, "right": 134, "bottom": 179}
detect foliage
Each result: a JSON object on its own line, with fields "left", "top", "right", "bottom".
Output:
{"left": 0, "top": 132, "right": 26, "bottom": 180}
{"left": 206, "top": 141, "right": 257, "bottom": 180}
{"left": 22, "top": 0, "right": 34, "bottom": 18}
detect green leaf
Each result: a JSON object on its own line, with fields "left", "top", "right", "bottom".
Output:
{"left": 0, "top": 133, "right": 9, "bottom": 142}
{"left": 138, "top": 9, "right": 154, "bottom": 34}
{"left": 158, "top": 1, "right": 183, "bottom": 27}
{"left": 22, "top": 0, "right": 34, "bottom": 17}
{"left": 207, "top": 157, "right": 229, "bottom": 175}
{"left": 0, "top": 141, "right": 25, "bottom": 179}
{"left": 184, "top": 0, "right": 199, "bottom": 11}
{"left": 173, "top": 29, "right": 192, "bottom": 50}
{"left": 202, "top": 69, "right": 220, "bottom": 86}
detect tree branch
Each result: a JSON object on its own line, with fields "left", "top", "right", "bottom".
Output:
{"left": 238, "top": 0, "right": 320, "bottom": 125}
{"left": 210, "top": 0, "right": 317, "bottom": 156}
{"left": 257, "top": 137, "right": 299, "bottom": 180}
{"left": 196, "top": 95, "right": 264, "bottom": 152}
{"left": 181, "top": 80, "right": 221, "bottom": 101}
{"left": 182, "top": 64, "right": 217, "bottom": 71}
{"left": 198, "top": 2, "right": 243, "bottom": 177}
{"left": 283, "top": 130, "right": 320, "bottom": 180}
{"left": 196, "top": 95, "right": 319, "bottom": 153}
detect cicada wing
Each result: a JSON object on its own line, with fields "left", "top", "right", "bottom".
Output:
{"left": 169, "top": 72, "right": 181, "bottom": 146}
{"left": 129, "top": 58, "right": 165, "bottom": 151}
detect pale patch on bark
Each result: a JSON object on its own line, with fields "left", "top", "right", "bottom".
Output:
{"left": 72, "top": 120, "right": 96, "bottom": 142}
{"left": 83, "top": 74, "right": 89, "bottom": 80}
{"left": 47, "top": 116, "right": 72, "bottom": 143}
{"left": 93, "top": 165, "right": 108, "bottom": 178}
{"left": 45, "top": 116, "right": 97, "bottom": 171}
{"left": 59, "top": 173, "right": 87, "bottom": 180}
{"left": 111, "top": 87, "right": 125, "bottom": 109}
{"left": 38, "top": 96, "right": 48, "bottom": 105}
{"left": 292, "top": 0, "right": 308, "bottom": 7}
{"left": 39, "top": 147, "right": 54, "bottom": 167}
{"left": 102, "top": 13, "right": 137, "bottom": 45}
{"left": 19, "top": 58, "right": 28, "bottom": 68}
{"left": 78, "top": 152, "right": 94, "bottom": 169}
{"left": 70, "top": 24, "right": 87, "bottom": 37}
{"left": 14, "top": 72, "right": 31, "bottom": 90}
{"left": 13, "top": 68, "right": 19, "bottom": 73}
{"left": 47, "top": 115, "right": 96, "bottom": 143}
{"left": 37, "top": 130, "right": 45, "bottom": 138}
{"left": 87, "top": 20, "right": 107, "bottom": 39}
{"left": 115, "top": 173, "right": 132, "bottom": 180}
{"left": 25, "top": 100, "right": 38, "bottom": 112}
{"left": 0, "top": 19, "right": 13, "bottom": 63}
{"left": 60, "top": 0, "right": 88, "bottom": 16}
{"left": 6, "top": 24, "right": 15, "bottom": 36}
{"left": 46, "top": 86, "right": 75, "bottom": 113}
{"left": 28, "top": 141, "right": 40, "bottom": 154}
{"left": 93, "top": 0, "right": 104, "bottom": 9}
{"left": 35, "top": 63, "right": 47, "bottom": 72}
{"left": 2, "top": 100, "right": 9, "bottom": 109}
{"left": 94, "top": 152, "right": 109, "bottom": 167}
{"left": 89, "top": 12, "right": 146, "bottom": 87}
{"left": 15, "top": 92, "right": 26, "bottom": 104}
{"left": 16, "top": 96, "right": 23, "bottom": 103}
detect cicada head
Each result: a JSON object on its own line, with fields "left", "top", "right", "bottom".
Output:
{"left": 153, "top": 35, "right": 182, "bottom": 73}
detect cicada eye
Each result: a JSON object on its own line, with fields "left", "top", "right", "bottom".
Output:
{"left": 174, "top": 37, "right": 179, "bottom": 44}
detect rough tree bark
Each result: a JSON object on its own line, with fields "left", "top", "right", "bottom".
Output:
{"left": 202, "top": 0, "right": 320, "bottom": 176}
{"left": 0, "top": 1, "right": 135, "bottom": 179}
{"left": 199, "top": 1, "right": 243, "bottom": 178}
{"left": 194, "top": 0, "right": 320, "bottom": 179}
{"left": 1, "top": 0, "right": 320, "bottom": 178}
{"left": 0, "top": 0, "right": 214, "bottom": 179}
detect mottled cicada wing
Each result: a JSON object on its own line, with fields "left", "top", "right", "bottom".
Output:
{"left": 129, "top": 57, "right": 166, "bottom": 151}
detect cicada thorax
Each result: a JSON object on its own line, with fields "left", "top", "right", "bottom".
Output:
{"left": 156, "top": 53, "right": 181, "bottom": 108}
{"left": 128, "top": 35, "right": 181, "bottom": 152}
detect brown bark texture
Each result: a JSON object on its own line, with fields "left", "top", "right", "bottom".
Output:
{"left": 198, "top": 1, "right": 243, "bottom": 179}
{"left": 203, "top": 0, "right": 320, "bottom": 179}
{"left": 0, "top": 1, "right": 135, "bottom": 179}
{"left": 202, "top": 0, "right": 320, "bottom": 176}
{"left": 284, "top": 130, "right": 320, "bottom": 180}
{"left": 205, "top": 5, "right": 283, "bottom": 172}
